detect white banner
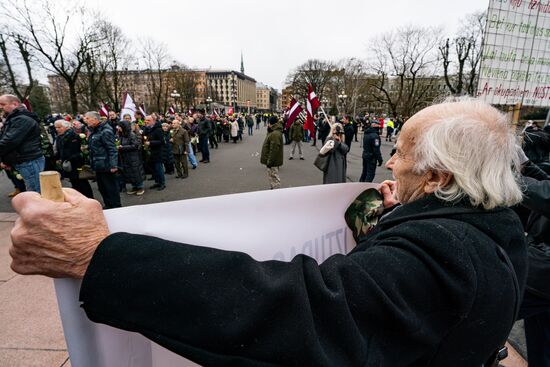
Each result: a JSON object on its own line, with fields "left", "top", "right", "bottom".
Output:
{"left": 477, "top": 0, "right": 550, "bottom": 107}
{"left": 54, "top": 183, "right": 379, "bottom": 367}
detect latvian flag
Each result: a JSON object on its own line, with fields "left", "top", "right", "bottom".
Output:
{"left": 168, "top": 105, "right": 175, "bottom": 115}
{"left": 305, "top": 84, "right": 320, "bottom": 135}
{"left": 99, "top": 102, "right": 109, "bottom": 118}
{"left": 285, "top": 98, "right": 303, "bottom": 129}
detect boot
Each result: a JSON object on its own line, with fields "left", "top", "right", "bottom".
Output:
{"left": 8, "top": 188, "right": 21, "bottom": 198}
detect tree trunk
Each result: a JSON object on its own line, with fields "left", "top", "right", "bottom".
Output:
{"left": 68, "top": 82, "right": 79, "bottom": 114}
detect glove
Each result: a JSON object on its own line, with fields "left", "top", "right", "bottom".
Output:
{"left": 378, "top": 160, "right": 383, "bottom": 167}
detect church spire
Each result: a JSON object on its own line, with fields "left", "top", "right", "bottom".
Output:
{"left": 240, "top": 51, "right": 245, "bottom": 74}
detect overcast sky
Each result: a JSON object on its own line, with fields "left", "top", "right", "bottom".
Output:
{"left": 90, "top": 0, "right": 486, "bottom": 91}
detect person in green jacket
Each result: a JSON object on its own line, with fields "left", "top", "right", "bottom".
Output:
{"left": 260, "top": 116, "right": 283, "bottom": 189}
{"left": 289, "top": 119, "right": 304, "bottom": 160}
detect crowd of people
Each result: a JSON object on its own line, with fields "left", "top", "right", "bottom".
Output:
{"left": 0, "top": 93, "right": 284, "bottom": 208}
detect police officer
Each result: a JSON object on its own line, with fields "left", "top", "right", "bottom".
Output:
{"left": 359, "top": 120, "right": 383, "bottom": 182}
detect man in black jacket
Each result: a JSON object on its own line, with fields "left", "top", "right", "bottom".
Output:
{"left": 10, "top": 98, "right": 528, "bottom": 366}
{"left": 85, "top": 111, "right": 121, "bottom": 208}
{"left": 54, "top": 119, "right": 94, "bottom": 198}
{"left": 359, "top": 120, "right": 383, "bottom": 182}
{"left": 144, "top": 115, "right": 166, "bottom": 190}
{"left": 0, "top": 94, "right": 45, "bottom": 192}
{"left": 195, "top": 111, "right": 211, "bottom": 163}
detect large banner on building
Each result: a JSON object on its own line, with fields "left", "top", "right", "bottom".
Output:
{"left": 477, "top": 0, "right": 550, "bottom": 107}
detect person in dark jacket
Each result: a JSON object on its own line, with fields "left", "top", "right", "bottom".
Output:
{"left": 0, "top": 94, "right": 45, "bottom": 192}
{"left": 53, "top": 119, "right": 94, "bottom": 198}
{"left": 260, "top": 116, "right": 283, "bottom": 189}
{"left": 321, "top": 123, "right": 349, "bottom": 184}
{"left": 288, "top": 119, "right": 304, "bottom": 160}
{"left": 195, "top": 112, "right": 211, "bottom": 163}
{"left": 514, "top": 159, "right": 550, "bottom": 367}
{"left": 359, "top": 120, "right": 384, "bottom": 182}
{"left": 118, "top": 120, "right": 144, "bottom": 196}
{"left": 342, "top": 116, "right": 355, "bottom": 152}
{"left": 161, "top": 123, "right": 174, "bottom": 175}
{"left": 317, "top": 116, "right": 331, "bottom": 145}
{"left": 522, "top": 122, "right": 550, "bottom": 174}
{"left": 10, "top": 99, "right": 528, "bottom": 367}
{"left": 144, "top": 115, "right": 166, "bottom": 191}
{"left": 85, "top": 111, "right": 121, "bottom": 208}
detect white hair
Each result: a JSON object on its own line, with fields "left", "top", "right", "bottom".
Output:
{"left": 413, "top": 97, "right": 523, "bottom": 210}
{"left": 54, "top": 119, "right": 71, "bottom": 128}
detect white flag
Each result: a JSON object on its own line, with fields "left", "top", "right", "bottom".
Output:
{"left": 120, "top": 92, "right": 137, "bottom": 121}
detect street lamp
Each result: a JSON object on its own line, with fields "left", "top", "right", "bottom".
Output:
{"left": 206, "top": 96, "right": 212, "bottom": 114}
{"left": 170, "top": 90, "right": 181, "bottom": 111}
{"left": 337, "top": 91, "right": 347, "bottom": 115}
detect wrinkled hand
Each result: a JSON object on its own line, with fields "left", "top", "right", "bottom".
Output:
{"left": 9, "top": 189, "right": 110, "bottom": 278}
{"left": 379, "top": 180, "right": 400, "bottom": 208}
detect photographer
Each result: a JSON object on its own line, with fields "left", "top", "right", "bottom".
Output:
{"left": 320, "top": 122, "right": 349, "bottom": 184}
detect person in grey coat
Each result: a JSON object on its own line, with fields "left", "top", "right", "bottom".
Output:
{"left": 322, "top": 123, "right": 349, "bottom": 184}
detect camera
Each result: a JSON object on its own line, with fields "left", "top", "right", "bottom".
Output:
{"left": 335, "top": 126, "right": 343, "bottom": 135}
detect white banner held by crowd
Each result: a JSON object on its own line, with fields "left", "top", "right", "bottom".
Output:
{"left": 54, "top": 183, "right": 379, "bottom": 367}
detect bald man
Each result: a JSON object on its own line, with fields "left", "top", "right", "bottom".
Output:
{"left": 10, "top": 98, "right": 527, "bottom": 366}
{"left": 0, "top": 94, "right": 45, "bottom": 192}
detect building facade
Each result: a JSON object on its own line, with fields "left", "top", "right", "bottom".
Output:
{"left": 255, "top": 83, "right": 278, "bottom": 112}
{"left": 206, "top": 70, "right": 256, "bottom": 111}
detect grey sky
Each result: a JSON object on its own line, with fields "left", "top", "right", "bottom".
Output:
{"left": 92, "top": 0, "right": 486, "bottom": 91}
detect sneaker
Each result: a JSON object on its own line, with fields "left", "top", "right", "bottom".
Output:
{"left": 157, "top": 185, "right": 166, "bottom": 191}
{"left": 135, "top": 189, "right": 145, "bottom": 196}
{"left": 289, "top": 157, "right": 294, "bottom": 160}
{"left": 126, "top": 189, "right": 138, "bottom": 195}
{"left": 149, "top": 183, "right": 160, "bottom": 189}
{"left": 299, "top": 157, "right": 305, "bottom": 160}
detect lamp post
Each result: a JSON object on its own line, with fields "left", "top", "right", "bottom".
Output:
{"left": 206, "top": 96, "right": 212, "bottom": 114}
{"left": 337, "top": 91, "right": 347, "bottom": 115}
{"left": 170, "top": 90, "right": 181, "bottom": 112}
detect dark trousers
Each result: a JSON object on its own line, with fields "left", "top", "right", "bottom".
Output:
{"left": 151, "top": 161, "right": 165, "bottom": 186}
{"left": 518, "top": 291, "right": 550, "bottom": 367}
{"left": 69, "top": 177, "right": 94, "bottom": 199}
{"left": 359, "top": 156, "right": 377, "bottom": 182}
{"left": 199, "top": 136, "right": 210, "bottom": 161}
{"left": 96, "top": 172, "right": 121, "bottom": 209}
{"left": 210, "top": 134, "right": 218, "bottom": 149}
{"left": 248, "top": 126, "right": 253, "bottom": 136}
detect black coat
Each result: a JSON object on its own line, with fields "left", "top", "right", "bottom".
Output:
{"left": 0, "top": 106, "right": 43, "bottom": 165}
{"left": 55, "top": 129, "right": 83, "bottom": 179}
{"left": 145, "top": 122, "right": 164, "bottom": 163}
{"left": 362, "top": 127, "right": 383, "bottom": 163}
{"left": 88, "top": 122, "right": 118, "bottom": 172}
{"left": 119, "top": 132, "right": 144, "bottom": 185}
{"left": 161, "top": 131, "right": 174, "bottom": 164}
{"left": 344, "top": 123, "right": 354, "bottom": 149}
{"left": 80, "top": 195, "right": 527, "bottom": 367}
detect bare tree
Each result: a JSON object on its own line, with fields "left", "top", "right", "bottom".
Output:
{"left": 285, "top": 59, "right": 335, "bottom": 101}
{"left": 169, "top": 64, "right": 197, "bottom": 110}
{"left": 439, "top": 11, "right": 486, "bottom": 96}
{"left": 98, "top": 20, "right": 132, "bottom": 111}
{"left": 140, "top": 38, "right": 171, "bottom": 113}
{"left": 3, "top": 0, "right": 101, "bottom": 114}
{"left": 367, "top": 25, "right": 443, "bottom": 117}
{"left": 0, "top": 32, "right": 35, "bottom": 100}
{"left": 326, "top": 58, "right": 368, "bottom": 115}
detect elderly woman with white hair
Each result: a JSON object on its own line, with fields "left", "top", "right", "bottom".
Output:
{"left": 9, "top": 98, "right": 527, "bottom": 366}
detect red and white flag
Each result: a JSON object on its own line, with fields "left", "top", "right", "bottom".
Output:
{"left": 99, "top": 102, "right": 109, "bottom": 118}
{"left": 285, "top": 98, "right": 303, "bottom": 129}
{"left": 168, "top": 105, "right": 175, "bottom": 115}
{"left": 120, "top": 92, "right": 136, "bottom": 121}
{"left": 139, "top": 103, "right": 146, "bottom": 116}
{"left": 304, "top": 84, "right": 320, "bottom": 135}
